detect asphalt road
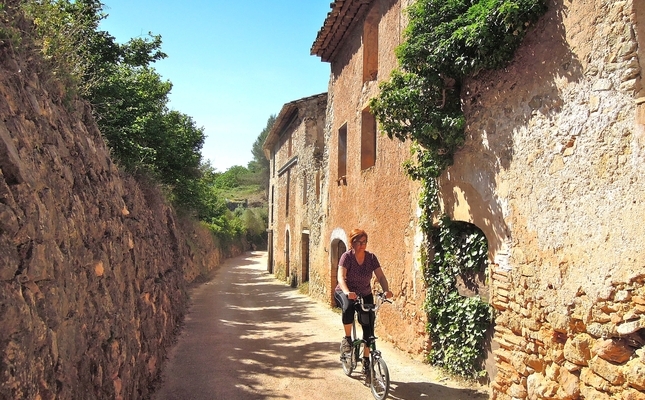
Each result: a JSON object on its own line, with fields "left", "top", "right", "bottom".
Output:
{"left": 151, "top": 252, "right": 489, "bottom": 400}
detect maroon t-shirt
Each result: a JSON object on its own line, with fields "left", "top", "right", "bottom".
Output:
{"left": 336, "top": 250, "right": 381, "bottom": 296}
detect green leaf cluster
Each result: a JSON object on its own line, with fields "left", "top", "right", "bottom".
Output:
{"left": 18, "top": 0, "right": 268, "bottom": 250}
{"left": 370, "top": 0, "right": 547, "bottom": 186}
{"left": 370, "top": 0, "right": 547, "bottom": 378}
{"left": 248, "top": 114, "right": 276, "bottom": 191}
{"left": 190, "top": 163, "right": 267, "bottom": 249}
{"left": 424, "top": 216, "right": 491, "bottom": 378}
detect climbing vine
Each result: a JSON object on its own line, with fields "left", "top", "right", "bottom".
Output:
{"left": 370, "top": 0, "right": 548, "bottom": 377}
{"left": 426, "top": 216, "right": 490, "bottom": 377}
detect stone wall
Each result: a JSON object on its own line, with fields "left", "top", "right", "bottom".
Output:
{"left": 439, "top": 0, "right": 645, "bottom": 397}
{"left": 0, "top": 11, "right": 222, "bottom": 400}
{"left": 265, "top": 94, "right": 327, "bottom": 287}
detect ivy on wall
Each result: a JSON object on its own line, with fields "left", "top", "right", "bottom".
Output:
{"left": 426, "top": 216, "right": 490, "bottom": 377}
{"left": 370, "top": 0, "right": 548, "bottom": 377}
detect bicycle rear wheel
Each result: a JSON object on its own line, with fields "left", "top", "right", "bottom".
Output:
{"left": 370, "top": 358, "right": 390, "bottom": 400}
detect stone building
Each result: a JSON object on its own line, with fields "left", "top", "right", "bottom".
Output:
{"left": 263, "top": 93, "right": 327, "bottom": 287}
{"left": 448, "top": 1, "right": 645, "bottom": 398}
{"left": 268, "top": 0, "right": 645, "bottom": 398}
{"left": 266, "top": 0, "right": 429, "bottom": 355}
{"left": 309, "top": 0, "right": 429, "bottom": 355}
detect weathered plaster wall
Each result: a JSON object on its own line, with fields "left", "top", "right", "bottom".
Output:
{"left": 323, "top": 0, "right": 429, "bottom": 356}
{"left": 440, "top": 0, "right": 645, "bottom": 397}
{"left": 267, "top": 95, "right": 327, "bottom": 288}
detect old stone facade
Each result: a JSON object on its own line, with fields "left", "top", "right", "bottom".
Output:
{"left": 266, "top": 0, "right": 429, "bottom": 356}
{"left": 263, "top": 93, "right": 327, "bottom": 287}
{"left": 268, "top": 0, "right": 645, "bottom": 398}
{"left": 441, "top": 0, "right": 645, "bottom": 399}
{"left": 312, "top": 0, "right": 429, "bottom": 356}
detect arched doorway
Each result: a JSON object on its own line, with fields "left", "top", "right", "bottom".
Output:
{"left": 329, "top": 238, "right": 347, "bottom": 306}
{"left": 428, "top": 217, "right": 494, "bottom": 381}
{"left": 301, "top": 231, "right": 310, "bottom": 283}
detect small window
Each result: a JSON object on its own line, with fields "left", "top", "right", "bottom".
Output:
{"left": 288, "top": 133, "right": 293, "bottom": 158}
{"left": 361, "top": 107, "right": 376, "bottom": 169}
{"left": 315, "top": 170, "right": 321, "bottom": 200}
{"left": 363, "top": 6, "right": 379, "bottom": 83}
{"left": 272, "top": 150, "right": 276, "bottom": 177}
{"left": 286, "top": 170, "right": 290, "bottom": 217}
{"left": 302, "top": 172, "right": 307, "bottom": 205}
{"left": 338, "top": 124, "right": 347, "bottom": 182}
{"left": 270, "top": 185, "right": 274, "bottom": 225}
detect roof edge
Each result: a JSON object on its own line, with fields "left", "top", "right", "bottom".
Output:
{"left": 311, "top": 0, "right": 374, "bottom": 62}
{"left": 262, "top": 93, "right": 328, "bottom": 160}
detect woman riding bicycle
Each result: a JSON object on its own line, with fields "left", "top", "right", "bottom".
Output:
{"left": 334, "top": 229, "right": 393, "bottom": 374}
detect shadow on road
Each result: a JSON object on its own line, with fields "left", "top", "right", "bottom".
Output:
{"left": 153, "top": 252, "right": 489, "bottom": 400}
{"left": 388, "top": 381, "right": 488, "bottom": 400}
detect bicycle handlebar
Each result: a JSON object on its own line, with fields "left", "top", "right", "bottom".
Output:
{"left": 356, "top": 292, "right": 392, "bottom": 312}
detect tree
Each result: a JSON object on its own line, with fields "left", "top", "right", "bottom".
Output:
{"left": 23, "top": 0, "right": 207, "bottom": 213}
{"left": 248, "top": 114, "right": 275, "bottom": 191}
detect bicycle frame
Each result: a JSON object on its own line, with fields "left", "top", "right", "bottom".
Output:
{"left": 340, "top": 293, "right": 391, "bottom": 400}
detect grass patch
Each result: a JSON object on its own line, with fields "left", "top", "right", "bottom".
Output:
{"left": 297, "top": 281, "right": 309, "bottom": 295}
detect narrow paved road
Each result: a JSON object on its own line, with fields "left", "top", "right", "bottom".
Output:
{"left": 152, "top": 252, "right": 489, "bottom": 400}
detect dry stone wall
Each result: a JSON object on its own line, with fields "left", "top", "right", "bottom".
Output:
{"left": 439, "top": 0, "right": 645, "bottom": 398}
{"left": 0, "top": 15, "right": 221, "bottom": 400}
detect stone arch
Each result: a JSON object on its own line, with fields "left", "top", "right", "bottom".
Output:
{"left": 329, "top": 227, "right": 348, "bottom": 306}
{"left": 432, "top": 214, "right": 497, "bottom": 383}
{"left": 438, "top": 179, "right": 510, "bottom": 268}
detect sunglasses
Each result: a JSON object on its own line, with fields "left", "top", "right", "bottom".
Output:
{"left": 354, "top": 240, "right": 368, "bottom": 246}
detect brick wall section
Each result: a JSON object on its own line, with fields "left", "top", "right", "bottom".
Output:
{"left": 439, "top": 0, "right": 645, "bottom": 398}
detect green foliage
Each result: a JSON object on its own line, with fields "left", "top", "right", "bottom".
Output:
{"left": 196, "top": 163, "right": 267, "bottom": 248}
{"left": 238, "top": 207, "right": 268, "bottom": 247}
{"left": 22, "top": 0, "right": 206, "bottom": 214}
{"left": 370, "top": 0, "right": 548, "bottom": 200}
{"left": 22, "top": 0, "right": 105, "bottom": 100}
{"left": 214, "top": 165, "right": 251, "bottom": 189}
{"left": 370, "top": 0, "right": 547, "bottom": 378}
{"left": 248, "top": 114, "right": 275, "bottom": 191}
{"left": 0, "top": 4, "right": 22, "bottom": 47}
{"left": 19, "top": 0, "right": 269, "bottom": 254}
{"left": 424, "top": 216, "right": 491, "bottom": 378}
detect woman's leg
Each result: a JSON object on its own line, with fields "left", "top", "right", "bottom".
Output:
{"left": 359, "top": 294, "right": 375, "bottom": 357}
{"left": 334, "top": 290, "right": 355, "bottom": 337}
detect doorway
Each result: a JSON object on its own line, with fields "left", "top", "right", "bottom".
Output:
{"left": 329, "top": 239, "right": 347, "bottom": 306}
{"left": 301, "top": 232, "right": 310, "bottom": 283}
{"left": 285, "top": 230, "right": 290, "bottom": 283}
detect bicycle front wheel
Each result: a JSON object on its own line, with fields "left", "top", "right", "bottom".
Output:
{"left": 370, "top": 358, "right": 390, "bottom": 400}
{"left": 340, "top": 342, "right": 353, "bottom": 376}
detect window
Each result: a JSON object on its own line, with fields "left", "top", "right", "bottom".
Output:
{"left": 363, "top": 6, "right": 379, "bottom": 83}
{"left": 288, "top": 132, "right": 293, "bottom": 158}
{"left": 302, "top": 172, "right": 307, "bottom": 204}
{"left": 270, "top": 185, "right": 274, "bottom": 225}
{"left": 286, "top": 170, "right": 291, "bottom": 217}
{"left": 338, "top": 124, "right": 347, "bottom": 181}
{"left": 315, "top": 170, "right": 321, "bottom": 200}
{"left": 361, "top": 107, "right": 376, "bottom": 169}
{"left": 271, "top": 150, "right": 275, "bottom": 177}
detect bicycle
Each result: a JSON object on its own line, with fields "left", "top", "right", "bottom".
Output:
{"left": 339, "top": 292, "right": 392, "bottom": 400}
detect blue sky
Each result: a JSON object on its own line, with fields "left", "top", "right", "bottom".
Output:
{"left": 99, "top": 1, "right": 332, "bottom": 172}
